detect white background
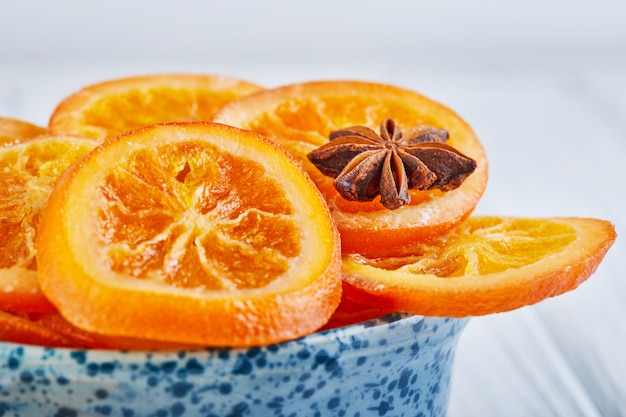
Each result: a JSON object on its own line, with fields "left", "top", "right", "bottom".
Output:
{"left": 1, "top": 1, "right": 625, "bottom": 415}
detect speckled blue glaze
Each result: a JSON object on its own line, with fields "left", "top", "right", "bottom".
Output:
{"left": 0, "top": 314, "right": 468, "bottom": 417}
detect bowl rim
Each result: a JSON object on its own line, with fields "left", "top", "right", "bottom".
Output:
{"left": 0, "top": 313, "right": 469, "bottom": 359}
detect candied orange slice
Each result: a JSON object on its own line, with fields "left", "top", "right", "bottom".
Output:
{"left": 320, "top": 284, "right": 392, "bottom": 330}
{"left": 36, "top": 122, "right": 341, "bottom": 347}
{"left": 213, "top": 80, "right": 488, "bottom": 256}
{"left": 0, "top": 135, "right": 97, "bottom": 312}
{"left": 0, "top": 116, "right": 46, "bottom": 147}
{"left": 342, "top": 216, "right": 616, "bottom": 317}
{"left": 48, "top": 74, "right": 263, "bottom": 140}
{"left": 0, "top": 310, "right": 79, "bottom": 347}
{"left": 28, "top": 312, "right": 199, "bottom": 350}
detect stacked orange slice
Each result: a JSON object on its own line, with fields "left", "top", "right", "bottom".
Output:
{"left": 0, "top": 116, "right": 46, "bottom": 146}
{"left": 0, "top": 135, "right": 97, "bottom": 313}
{"left": 341, "top": 216, "right": 616, "bottom": 317}
{"left": 48, "top": 73, "right": 263, "bottom": 140}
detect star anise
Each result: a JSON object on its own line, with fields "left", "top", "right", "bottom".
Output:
{"left": 307, "top": 119, "right": 477, "bottom": 210}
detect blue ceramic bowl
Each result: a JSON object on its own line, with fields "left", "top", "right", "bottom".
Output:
{"left": 0, "top": 313, "right": 468, "bottom": 417}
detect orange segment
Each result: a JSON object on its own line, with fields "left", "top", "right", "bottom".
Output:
{"left": 342, "top": 216, "right": 616, "bottom": 317}
{"left": 0, "top": 135, "right": 97, "bottom": 312}
{"left": 48, "top": 74, "right": 263, "bottom": 140}
{"left": 36, "top": 122, "right": 342, "bottom": 347}
{"left": 0, "top": 116, "right": 46, "bottom": 147}
{"left": 213, "top": 80, "right": 488, "bottom": 256}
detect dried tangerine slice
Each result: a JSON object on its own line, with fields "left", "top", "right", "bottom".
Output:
{"left": 0, "top": 116, "right": 46, "bottom": 147}
{"left": 0, "top": 135, "right": 97, "bottom": 312}
{"left": 48, "top": 73, "right": 263, "bottom": 140}
{"left": 342, "top": 216, "right": 616, "bottom": 317}
{"left": 36, "top": 122, "right": 341, "bottom": 347}
{"left": 213, "top": 80, "right": 488, "bottom": 256}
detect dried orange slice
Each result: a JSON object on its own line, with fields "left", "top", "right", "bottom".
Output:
{"left": 48, "top": 74, "right": 263, "bottom": 140}
{"left": 342, "top": 216, "right": 616, "bottom": 317}
{"left": 0, "top": 135, "right": 97, "bottom": 312}
{"left": 0, "top": 116, "right": 46, "bottom": 147}
{"left": 36, "top": 122, "right": 342, "bottom": 347}
{"left": 320, "top": 285, "right": 392, "bottom": 330}
{"left": 0, "top": 310, "right": 79, "bottom": 347}
{"left": 213, "top": 80, "right": 488, "bottom": 256}
{"left": 27, "top": 312, "right": 199, "bottom": 350}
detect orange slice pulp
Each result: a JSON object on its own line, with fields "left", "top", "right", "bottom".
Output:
{"left": 35, "top": 122, "right": 342, "bottom": 347}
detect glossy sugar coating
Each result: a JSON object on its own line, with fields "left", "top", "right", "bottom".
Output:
{"left": 0, "top": 314, "right": 468, "bottom": 417}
